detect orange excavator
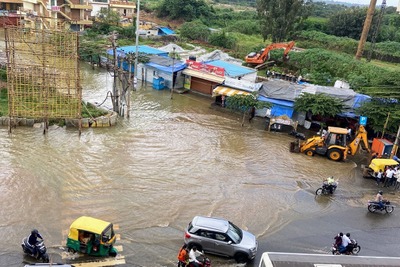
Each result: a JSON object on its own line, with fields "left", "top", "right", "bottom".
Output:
{"left": 245, "top": 41, "right": 295, "bottom": 66}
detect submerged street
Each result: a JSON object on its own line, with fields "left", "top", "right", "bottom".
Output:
{"left": 1, "top": 64, "right": 400, "bottom": 267}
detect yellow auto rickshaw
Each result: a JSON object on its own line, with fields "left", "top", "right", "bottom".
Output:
{"left": 66, "top": 216, "right": 118, "bottom": 257}
{"left": 363, "top": 158, "right": 399, "bottom": 178}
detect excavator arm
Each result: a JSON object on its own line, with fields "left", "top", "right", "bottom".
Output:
{"left": 348, "top": 125, "right": 370, "bottom": 155}
{"left": 259, "top": 41, "right": 296, "bottom": 62}
{"left": 245, "top": 41, "right": 296, "bottom": 65}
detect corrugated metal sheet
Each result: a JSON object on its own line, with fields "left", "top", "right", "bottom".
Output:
{"left": 205, "top": 60, "right": 256, "bottom": 78}
{"left": 182, "top": 69, "right": 225, "bottom": 84}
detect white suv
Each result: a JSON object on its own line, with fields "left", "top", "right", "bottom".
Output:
{"left": 184, "top": 216, "right": 258, "bottom": 263}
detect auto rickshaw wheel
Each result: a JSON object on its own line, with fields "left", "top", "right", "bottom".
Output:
{"left": 68, "top": 247, "right": 76, "bottom": 253}
{"left": 109, "top": 250, "right": 117, "bottom": 257}
{"left": 327, "top": 148, "right": 342, "bottom": 161}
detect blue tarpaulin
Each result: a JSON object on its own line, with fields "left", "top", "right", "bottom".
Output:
{"left": 158, "top": 27, "right": 175, "bottom": 35}
{"left": 106, "top": 45, "right": 169, "bottom": 58}
{"left": 257, "top": 95, "right": 294, "bottom": 118}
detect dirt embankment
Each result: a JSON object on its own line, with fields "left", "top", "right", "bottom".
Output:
{"left": 139, "top": 10, "right": 183, "bottom": 30}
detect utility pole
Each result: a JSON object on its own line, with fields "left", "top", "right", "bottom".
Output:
{"left": 391, "top": 125, "right": 400, "bottom": 158}
{"left": 170, "top": 47, "right": 176, "bottom": 100}
{"left": 355, "top": 0, "right": 378, "bottom": 60}
{"left": 134, "top": 0, "right": 140, "bottom": 90}
{"left": 111, "top": 31, "right": 119, "bottom": 113}
{"left": 367, "top": 0, "right": 386, "bottom": 62}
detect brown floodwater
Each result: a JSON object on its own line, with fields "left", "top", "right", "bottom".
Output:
{"left": 1, "top": 33, "right": 393, "bottom": 267}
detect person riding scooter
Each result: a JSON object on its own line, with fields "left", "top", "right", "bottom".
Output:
{"left": 27, "top": 229, "right": 43, "bottom": 257}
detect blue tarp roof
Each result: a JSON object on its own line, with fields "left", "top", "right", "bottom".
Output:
{"left": 158, "top": 27, "right": 175, "bottom": 35}
{"left": 205, "top": 60, "right": 256, "bottom": 78}
{"left": 146, "top": 62, "right": 186, "bottom": 73}
{"left": 257, "top": 96, "right": 294, "bottom": 118}
{"left": 106, "top": 45, "right": 169, "bottom": 57}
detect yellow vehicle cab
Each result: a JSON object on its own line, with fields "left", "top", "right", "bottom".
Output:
{"left": 66, "top": 216, "right": 118, "bottom": 257}
{"left": 363, "top": 158, "right": 399, "bottom": 178}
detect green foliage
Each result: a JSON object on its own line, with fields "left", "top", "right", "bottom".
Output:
{"left": 0, "top": 68, "right": 6, "bottom": 81}
{"left": 157, "top": 0, "right": 214, "bottom": 21}
{"left": 208, "top": 31, "right": 237, "bottom": 49}
{"left": 294, "top": 92, "right": 344, "bottom": 118}
{"left": 82, "top": 102, "right": 109, "bottom": 118}
{"left": 356, "top": 98, "right": 400, "bottom": 134}
{"left": 179, "top": 20, "right": 210, "bottom": 41}
{"left": 309, "top": 1, "right": 348, "bottom": 18}
{"left": 298, "top": 17, "right": 329, "bottom": 33}
{"left": 327, "top": 7, "right": 371, "bottom": 40}
{"left": 257, "top": 0, "right": 312, "bottom": 42}
{"left": 0, "top": 89, "right": 7, "bottom": 117}
{"left": 226, "top": 92, "right": 272, "bottom": 111}
{"left": 96, "top": 8, "right": 121, "bottom": 26}
{"left": 224, "top": 19, "right": 261, "bottom": 35}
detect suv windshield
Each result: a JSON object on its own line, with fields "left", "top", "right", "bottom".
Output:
{"left": 226, "top": 222, "right": 243, "bottom": 244}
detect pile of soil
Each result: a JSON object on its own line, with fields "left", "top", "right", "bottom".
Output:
{"left": 139, "top": 11, "right": 183, "bottom": 30}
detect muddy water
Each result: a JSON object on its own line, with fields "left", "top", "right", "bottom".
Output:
{"left": 0, "top": 44, "right": 385, "bottom": 266}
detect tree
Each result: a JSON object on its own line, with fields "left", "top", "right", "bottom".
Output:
{"left": 225, "top": 92, "right": 272, "bottom": 126}
{"left": 257, "top": 0, "right": 312, "bottom": 42}
{"left": 294, "top": 92, "right": 344, "bottom": 131}
{"left": 179, "top": 20, "right": 210, "bottom": 41}
{"left": 356, "top": 98, "right": 400, "bottom": 135}
{"left": 157, "top": 0, "right": 214, "bottom": 21}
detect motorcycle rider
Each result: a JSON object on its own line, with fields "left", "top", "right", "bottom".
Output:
{"left": 27, "top": 229, "right": 43, "bottom": 257}
{"left": 341, "top": 232, "right": 351, "bottom": 254}
{"left": 333, "top": 232, "right": 343, "bottom": 252}
{"left": 188, "top": 246, "right": 203, "bottom": 267}
{"left": 375, "top": 190, "right": 384, "bottom": 210}
{"left": 324, "top": 176, "right": 337, "bottom": 194}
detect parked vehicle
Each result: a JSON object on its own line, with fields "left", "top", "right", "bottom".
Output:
{"left": 184, "top": 216, "right": 258, "bottom": 263}
{"left": 368, "top": 200, "right": 395, "bottom": 214}
{"left": 362, "top": 158, "right": 399, "bottom": 178}
{"left": 316, "top": 179, "right": 338, "bottom": 195}
{"left": 66, "top": 216, "right": 118, "bottom": 257}
{"left": 331, "top": 239, "right": 361, "bottom": 255}
{"left": 290, "top": 125, "right": 370, "bottom": 161}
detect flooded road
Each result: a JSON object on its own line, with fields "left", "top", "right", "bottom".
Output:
{"left": 1, "top": 61, "right": 400, "bottom": 267}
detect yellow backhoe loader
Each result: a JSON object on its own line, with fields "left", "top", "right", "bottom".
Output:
{"left": 290, "top": 125, "right": 370, "bottom": 161}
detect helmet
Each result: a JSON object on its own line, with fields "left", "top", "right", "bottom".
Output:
{"left": 378, "top": 190, "right": 383, "bottom": 195}
{"left": 31, "top": 229, "right": 38, "bottom": 235}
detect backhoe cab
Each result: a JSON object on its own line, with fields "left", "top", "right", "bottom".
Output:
{"left": 291, "top": 125, "right": 370, "bottom": 161}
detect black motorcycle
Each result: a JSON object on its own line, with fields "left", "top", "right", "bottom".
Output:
{"left": 21, "top": 237, "right": 49, "bottom": 263}
{"left": 331, "top": 239, "right": 361, "bottom": 255}
{"left": 367, "top": 200, "right": 394, "bottom": 214}
{"left": 316, "top": 181, "right": 338, "bottom": 195}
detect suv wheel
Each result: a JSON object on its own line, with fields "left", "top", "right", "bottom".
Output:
{"left": 234, "top": 252, "right": 248, "bottom": 263}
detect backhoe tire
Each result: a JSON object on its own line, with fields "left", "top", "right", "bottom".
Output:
{"left": 304, "top": 149, "right": 315, "bottom": 157}
{"left": 327, "top": 148, "right": 343, "bottom": 161}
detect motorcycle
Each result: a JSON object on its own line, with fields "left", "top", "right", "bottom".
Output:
{"left": 21, "top": 237, "right": 49, "bottom": 263}
{"left": 187, "top": 255, "right": 211, "bottom": 267}
{"left": 316, "top": 181, "right": 338, "bottom": 195}
{"left": 367, "top": 200, "right": 394, "bottom": 214}
{"left": 331, "top": 239, "right": 361, "bottom": 255}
